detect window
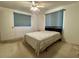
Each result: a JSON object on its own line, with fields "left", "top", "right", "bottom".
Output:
{"left": 45, "top": 10, "right": 64, "bottom": 29}
{"left": 14, "top": 12, "right": 31, "bottom": 26}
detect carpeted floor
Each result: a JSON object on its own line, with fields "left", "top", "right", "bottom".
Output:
{"left": 0, "top": 39, "right": 79, "bottom": 58}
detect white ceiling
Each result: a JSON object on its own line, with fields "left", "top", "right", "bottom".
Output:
{"left": 0, "top": 1, "right": 77, "bottom": 13}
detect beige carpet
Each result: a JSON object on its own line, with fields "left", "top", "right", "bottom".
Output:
{"left": 0, "top": 39, "right": 79, "bottom": 58}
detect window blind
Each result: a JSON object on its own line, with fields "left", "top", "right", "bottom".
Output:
{"left": 14, "top": 12, "right": 31, "bottom": 26}
{"left": 45, "top": 10, "right": 63, "bottom": 28}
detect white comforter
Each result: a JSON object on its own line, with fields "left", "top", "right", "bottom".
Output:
{"left": 25, "top": 31, "right": 61, "bottom": 55}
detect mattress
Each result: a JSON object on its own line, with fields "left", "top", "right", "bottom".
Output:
{"left": 25, "top": 31, "right": 61, "bottom": 55}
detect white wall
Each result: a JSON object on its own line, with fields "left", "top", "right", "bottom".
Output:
{"left": 0, "top": 7, "right": 32, "bottom": 40}
{"left": 31, "top": 11, "right": 45, "bottom": 31}
{"left": 37, "top": 13, "right": 45, "bottom": 31}
{"left": 63, "top": 3, "right": 79, "bottom": 45}
{"left": 45, "top": 2, "right": 79, "bottom": 45}
{"left": 0, "top": 10, "right": 1, "bottom": 40}
{"left": 0, "top": 7, "right": 45, "bottom": 40}
{"left": 0, "top": 7, "right": 13, "bottom": 40}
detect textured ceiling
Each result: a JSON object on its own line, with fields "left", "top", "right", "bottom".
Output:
{"left": 0, "top": 1, "right": 77, "bottom": 13}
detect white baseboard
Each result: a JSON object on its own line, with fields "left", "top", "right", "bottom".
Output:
{"left": 0, "top": 37, "right": 24, "bottom": 43}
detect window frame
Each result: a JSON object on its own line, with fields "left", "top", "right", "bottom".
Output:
{"left": 13, "top": 11, "right": 32, "bottom": 28}
{"left": 45, "top": 9, "right": 64, "bottom": 28}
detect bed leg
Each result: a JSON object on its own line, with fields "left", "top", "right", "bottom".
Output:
{"left": 35, "top": 50, "right": 39, "bottom": 56}
{"left": 35, "top": 41, "right": 40, "bottom": 56}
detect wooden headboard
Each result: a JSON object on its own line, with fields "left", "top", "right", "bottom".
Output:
{"left": 45, "top": 26, "right": 62, "bottom": 33}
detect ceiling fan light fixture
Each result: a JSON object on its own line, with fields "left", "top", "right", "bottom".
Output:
{"left": 30, "top": 1, "right": 40, "bottom": 12}
{"left": 30, "top": 6, "right": 40, "bottom": 12}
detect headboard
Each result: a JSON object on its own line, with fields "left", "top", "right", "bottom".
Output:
{"left": 45, "top": 26, "right": 62, "bottom": 33}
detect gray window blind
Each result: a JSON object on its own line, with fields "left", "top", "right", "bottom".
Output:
{"left": 14, "top": 12, "right": 31, "bottom": 26}
{"left": 45, "top": 10, "right": 63, "bottom": 27}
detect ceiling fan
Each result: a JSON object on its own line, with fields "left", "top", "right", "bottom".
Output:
{"left": 30, "top": 1, "right": 44, "bottom": 11}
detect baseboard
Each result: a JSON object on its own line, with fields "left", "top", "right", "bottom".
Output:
{"left": 0, "top": 37, "right": 24, "bottom": 43}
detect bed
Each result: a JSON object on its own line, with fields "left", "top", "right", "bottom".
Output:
{"left": 24, "top": 31, "right": 61, "bottom": 56}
